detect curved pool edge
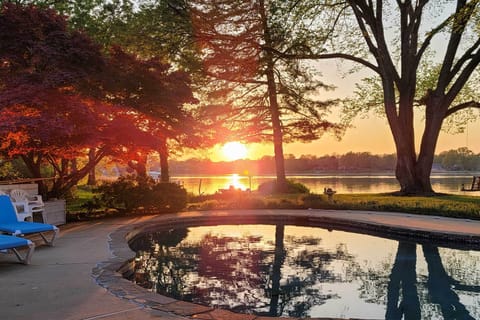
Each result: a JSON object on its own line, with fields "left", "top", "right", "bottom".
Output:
{"left": 91, "top": 209, "right": 480, "bottom": 320}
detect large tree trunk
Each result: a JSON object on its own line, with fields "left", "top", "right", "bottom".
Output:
{"left": 21, "top": 152, "right": 47, "bottom": 197}
{"left": 394, "top": 100, "right": 446, "bottom": 195}
{"left": 87, "top": 148, "right": 96, "bottom": 186}
{"left": 415, "top": 102, "right": 446, "bottom": 194}
{"left": 259, "top": 0, "right": 287, "bottom": 192}
{"left": 384, "top": 80, "right": 436, "bottom": 195}
{"left": 395, "top": 145, "right": 436, "bottom": 195}
{"left": 385, "top": 83, "right": 428, "bottom": 195}
{"left": 159, "top": 138, "right": 170, "bottom": 183}
{"left": 392, "top": 126, "right": 420, "bottom": 194}
{"left": 268, "top": 72, "right": 287, "bottom": 192}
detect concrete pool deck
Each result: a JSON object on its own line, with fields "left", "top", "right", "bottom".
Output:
{"left": 1, "top": 209, "right": 480, "bottom": 320}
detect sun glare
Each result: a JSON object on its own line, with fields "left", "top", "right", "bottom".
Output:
{"left": 225, "top": 174, "right": 247, "bottom": 190}
{"left": 222, "top": 142, "right": 248, "bottom": 161}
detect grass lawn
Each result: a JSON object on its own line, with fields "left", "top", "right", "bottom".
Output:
{"left": 188, "top": 192, "right": 480, "bottom": 220}
{"left": 66, "top": 185, "right": 98, "bottom": 213}
{"left": 320, "top": 193, "right": 480, "bottom": 220}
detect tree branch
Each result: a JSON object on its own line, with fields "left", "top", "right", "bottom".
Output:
{"left": 449, "top": 36, "right": 480, "bottom": 80}
{"left": 437, "top": 0, "right": 474, "bottom": 91}
{"left": 445, "top": 100, "right": 480, "bottom": 118}
{"left": 348, "top": 0, "right": 400, "bottom": 84}
{"left": 445, "top": 49, "right": 480, "bottom": 105}
{"left": 348, "top": 1, "right": 380, "bottom": 58}
{"left": 416, "top": 6, "right": 453, "bottom": 66}
{"left": 205, "top": 71, "right": 268, "bottom": 85}
{"left": 265, "top": 47, "right": 380, "bottom": 74}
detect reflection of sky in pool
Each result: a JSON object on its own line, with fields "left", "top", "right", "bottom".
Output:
{"left": 128, "top": 224, "right": 480, "bottom": 319}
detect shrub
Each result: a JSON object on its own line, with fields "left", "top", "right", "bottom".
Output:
{"left": 95, "top": 175, "right": 187, "bottom": 214}
{"left": 258, "top": 179, "right": 310, "bottom": 194}
{"left": 148, "top": 182, "right": 187, "bottom": 213}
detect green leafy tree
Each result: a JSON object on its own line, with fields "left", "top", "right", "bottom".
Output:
{"left": 272, "top": 0, "right": 480, "bottom": 195}
{"left": 1, "top": 0, "right": 136, "bottom": 48}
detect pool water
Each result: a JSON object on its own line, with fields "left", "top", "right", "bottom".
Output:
{"left": 128, "top": 224, "right": 480, "bottom": 319}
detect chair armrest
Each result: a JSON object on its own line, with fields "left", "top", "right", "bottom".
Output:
{"left": 27, "top": 195, "right": 44, "bottom": 208}
{"left": 27, "top": 194, "right": 43, "bottom": 202}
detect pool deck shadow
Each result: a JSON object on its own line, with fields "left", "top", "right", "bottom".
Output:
{"left": 1, "top": 209, "right": 480, "bottom": 320}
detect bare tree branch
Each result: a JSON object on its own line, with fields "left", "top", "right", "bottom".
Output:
{"left": 445, "top": 100, "right": 480, "bottom": 118}
{"left": 264, "top": 47, "right": 380, "bottom": 74}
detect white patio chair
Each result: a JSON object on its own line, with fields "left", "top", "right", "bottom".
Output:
{"left": 9, "top": 189, "right": 44, "bottom": 222}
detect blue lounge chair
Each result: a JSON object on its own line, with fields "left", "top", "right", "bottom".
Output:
{"left": 0, "top": 195, "right": 59, "bottom": 246}
{"left": 0, "top": 234, "right": 35, "bottom": 264}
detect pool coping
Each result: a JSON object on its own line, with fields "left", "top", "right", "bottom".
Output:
{"left": 91, "top": 209, "right": 480, "bottom": 320}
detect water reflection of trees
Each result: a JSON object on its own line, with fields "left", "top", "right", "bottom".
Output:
{"left": 131, "top": 224, "right": 356, "bottom": 318}
{"left": 357, "top": 241, "right": 480, "bottom": 319}
{"left": 386, "top": 242, "right": 421, "bottom": 319}
{"left": 260, "top": 225, "right": 357, "bottom": 318}
{"left": 422, "top": 245, "right": 476, "bottom": 320}
{"left": 130, "top": 226, "right": 480, "bottom": 319}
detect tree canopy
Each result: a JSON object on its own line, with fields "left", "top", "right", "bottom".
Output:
{"left": 270, "top": 0, "right": 480, "bottom": 194}
{"left": 0, "top": 3, "right": 197, "bottom": 196}
{"left": 94, "top": 46, "right": 200, "bottom": 180}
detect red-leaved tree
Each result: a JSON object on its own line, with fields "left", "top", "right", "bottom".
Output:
{"left": 92, "top": 47, "right": 200, "bottom": 182}
{"left": 0, "top": 3, "right": 160, "bottom": 197}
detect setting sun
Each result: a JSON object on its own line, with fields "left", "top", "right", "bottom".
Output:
{"left": 222, "top": 142, "right": 248, "bottom": 161}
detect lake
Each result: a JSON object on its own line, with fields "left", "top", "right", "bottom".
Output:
{"left": 170, "top": 173, "right": 480, "bottom": 195}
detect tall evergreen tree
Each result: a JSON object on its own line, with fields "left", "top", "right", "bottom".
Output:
{"left": 192, "top": 0, "right": 343, "bottom": 191}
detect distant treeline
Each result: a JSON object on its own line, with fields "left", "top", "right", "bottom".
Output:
{"left": 164, "top": 148, "right": 480, "bottom": 175}
{"left": 435, "top": 147, "right": 480, "bottom": 171}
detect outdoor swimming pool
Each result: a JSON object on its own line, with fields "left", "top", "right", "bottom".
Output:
{"left": 128, "top": 223, "right": 480, "bottom": 319}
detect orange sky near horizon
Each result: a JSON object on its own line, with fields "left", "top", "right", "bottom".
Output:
{"left": 225, "top": 121, "right": 477, "bottom": 161}
{"left": 190, "top": 115, "right": 479, "bottom": 162}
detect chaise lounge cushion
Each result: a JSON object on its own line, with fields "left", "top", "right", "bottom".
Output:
{"left": 0, "top": 221, "right": 57, "bottom": 235}
{"left": 0, "top": 234, "right": 32, "bottom": 250}
{"left": 0, "top": 234, "right": 35, "bottom": 264}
